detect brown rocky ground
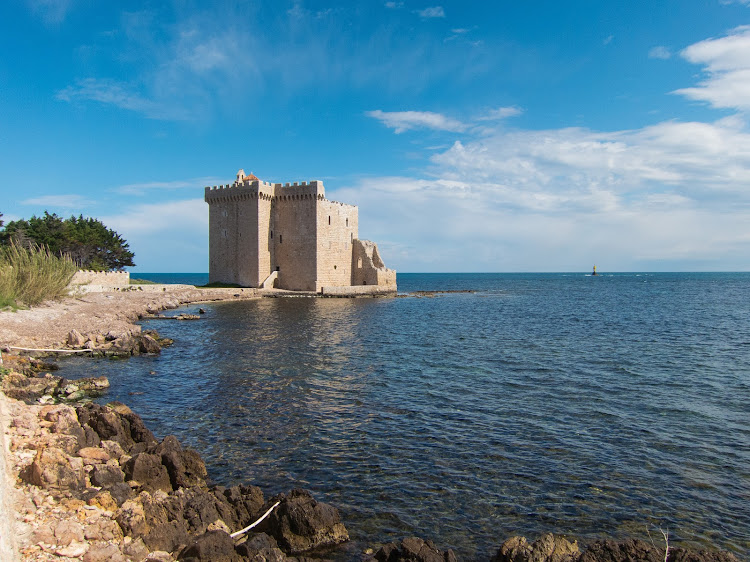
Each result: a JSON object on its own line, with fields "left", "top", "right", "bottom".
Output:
{"left": 0, "top": 286, "right": 259, "bottom": 350}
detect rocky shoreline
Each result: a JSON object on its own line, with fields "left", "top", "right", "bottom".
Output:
{"left": 0, "top": 288, "right": 743, "bottom": 561}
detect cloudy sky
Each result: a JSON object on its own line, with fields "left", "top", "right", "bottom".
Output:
{"left": 2, "top": 1, "right": 750, "bottom": 272}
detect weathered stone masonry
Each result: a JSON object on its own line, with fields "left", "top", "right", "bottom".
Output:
{"left": 205, "top": 170, "right": 396, "bottom": 292}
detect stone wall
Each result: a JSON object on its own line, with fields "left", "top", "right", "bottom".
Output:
{"left": 70, "top": 270, "right": 130, "bottom": 289}
{"left": 315, "top": 200, "right": 359, "bottom": 292}
{"left": 273, "top": 195, "right": 319, "bottom": 291}
{"left": 351, "top": 240, "right": 397, "bottom": 288}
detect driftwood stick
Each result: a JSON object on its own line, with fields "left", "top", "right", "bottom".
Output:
{"left": 230, "top": 501, "right": 281, "bottom": 539}
{"left": 4, "top": 346, "right": 93, "bottom": 354}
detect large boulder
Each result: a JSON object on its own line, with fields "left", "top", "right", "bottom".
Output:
{"left": 77, "top": 403, "right": 157, "bottom": 454}
{"left": 123, "top": 453, "right": 173, "bottom": 494}
{"left": 154, "top": 435, "right": 208, "bottom": 490}
{"left": 220, "top": 484, "right": 265, "bottom": 528}
{"left": 22, "top": 446, "right": 86, "bottom": 493}
{"left": 260, "top": 489, "right": 349, "bottom": 554}
{"left": 234, "top": 533, "right": 289, "bottom": 561}
{"left": 178, "top": 530, "right": 242, "bottom": 562}
{"left": 375, "top": 537, "right": 457, "bottom": 562}
{"left": 494, "top": 534, "right": 580, "bottom": 562}
{"left": 578, "top": 539, "right": 740, "bottom": 562}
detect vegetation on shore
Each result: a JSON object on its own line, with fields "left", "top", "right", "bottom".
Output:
{"left": 0, "top": 241, "right": 77, "bottom": 308}
{"left": 198, "top": 281, "right": 244, "bottom": 288}
{"left": 0, "top": 211, "right": 135, "bottom": 271}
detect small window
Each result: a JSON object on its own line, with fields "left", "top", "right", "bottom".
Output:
{"left": 279, "top": 235, "right": 282, "bottom": 243}
{"left": 346, "top": 218, "right": 348, "bottom": 227}
{"left": 276, "top": 266, "right": 280, "bottom": 272}
{"left": 334, "top": 265, "right": 337, "bottom": 270}
{"left": 357, "top": 258, "right": 362, "bottom": 269}
{"left": 328, "top": 216, "right": 331, "bottom": 225}
{"left": 270, "top": 231, "right": 273, "bottom": 239}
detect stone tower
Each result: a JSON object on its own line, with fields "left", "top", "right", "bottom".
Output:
{"left": 205, "top": 169, "right": 396, "bottom": 293}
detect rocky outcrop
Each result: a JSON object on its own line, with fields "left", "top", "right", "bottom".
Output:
{"left": 492, "top": 535, "right": 740, "bottom": 562}
{"left": 493, "top": 534, "right": 579, "bottom": 562}
{"left": 374, "top": 537, "right": 457, "bottom": 562}
{"left": 5, "top": 395, "right": 350, "bottom": 561}
{"left": 259, "top": 489, "right": 349, "bottom": 554}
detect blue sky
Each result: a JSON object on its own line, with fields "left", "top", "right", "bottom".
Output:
{"left": 2, "top": 0, "right": 750, "bottom": 272}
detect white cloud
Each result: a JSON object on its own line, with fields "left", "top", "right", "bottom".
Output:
{"left": 416, "top": 6, "right": 445, "bottom": 18}
{"left": 603, "top": 35, "right": 614, "bottom": 45}
{"left": 100, "top": 199, "right": 208, "bottom": 271}
{"left": 385, "top": 1, "right": 404, "bottom": 8}
{"left": 27, "top": 0, "right": 72, "bottom": 25}
{"left": 56, "top": 78, "right": 190, "bottom": 121}
{"left": 674, "top": 26, "right": 750, "bottom": 111}
{"left": 648, "top": 46, "right": 671, "bottom": 60}
{"left": 367, "top": 110, "right": 468, "bottom": 133}
{"left": 477, "top": 106, "right": 523, "bottom": 121}
{"left": 334, "top": 111, "right": 750, "bottom": 271}
{"left": 20, "top": 194, "right": 92, "bottom": 209}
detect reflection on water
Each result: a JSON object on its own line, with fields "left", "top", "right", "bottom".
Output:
{"left": 59, "top": 273, "right": 750, "bottom": 560}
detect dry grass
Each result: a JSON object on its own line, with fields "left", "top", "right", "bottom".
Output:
{"left": 0, "top": 242, "right": 77, "bottom": 308}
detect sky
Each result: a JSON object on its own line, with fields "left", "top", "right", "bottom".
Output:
{"left": 2, "top": 0, "right": 750, "bottom": 273}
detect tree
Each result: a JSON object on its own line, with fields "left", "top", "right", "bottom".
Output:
{"left": 0, "top": 212, "right": 135, "bottom": 271}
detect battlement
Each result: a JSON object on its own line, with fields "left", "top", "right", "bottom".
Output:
{"left": 205, "top": 178, "right": 327, "bottom": 203}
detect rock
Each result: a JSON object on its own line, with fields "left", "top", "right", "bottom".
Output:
{"left": 375, "top": 537, "right": 457, "bottom": 562}
{"left": 100, "top": 439, "right": 126, "bottom": 460}
{"left": 23, "top": 446, "right": 85, "bottom": 492}
{"left": 115, "top": 498, "right": 148, "bottom": 537}
{"left": 84, "top": 515, "right": 124, "bottom": 541}
{"left": 79, "top": 446, "right": 112, "bottom": 464}
{"left": 178, "top": 530, "right": 243, "bottom": 562}
{"left": 139, "top": 334, "right": 162, "bottom": 354}
{"left": 68, "top": 329, "right": 87, "bottom": 346}
{"left": 106, "top": 481, "right": 134, "bottom": 506}
{"left": 90, "top": 463, "right": 125, "bottom": 487}
{"left": 155, "top": 435, "right": 208, "bottom": 490}
{"left": 181, "top": 486, "right": 240, "bottom": 535}
{"left": 54, "top": 519, "right": 85, "bottom": 545}
{"left": 123, "top": 537, "right": 150, "bottom": 561}
{"left": 77, "top": 403, "right": 157, "bottom": 454}
{"left": 235, "top": 533, "right": 289, "bottom": 561}
{"left": 493, "top": 534, "right": 579, "bottom": 562}
{"left": 30, "top": 525, "right": 56, "bottom": 545}
{"left": 83, "top": 543, "right": 127, "bottom": 562}
{"left": 145, "top": 551, "right": 177, "bottom": 562}
{"left": 138, "top": 491, "right": 190, "bottom": 552}
{"left": 668, "top": 548, "right": 741, "bottom": 562}
{"left": 56, "top": 540, "right": 89, "bottom": 558}
{"left": 87, "top": 490, "right": 119, "bottom": 511}
{"left": 261, "top": 489, "right": 349, "bottom": 554}
{"left": 578, "top": 540, "right": 740, "bottom": 562}
{"left": 123, "top": 452, "right": 173, "bottom": 493}
{"left": 221, "top": 484, "right": 265, "bottom": 528}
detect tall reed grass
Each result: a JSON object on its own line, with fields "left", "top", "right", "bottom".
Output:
{"left": 0, "top": 242, "right": 77, "bottom": 307}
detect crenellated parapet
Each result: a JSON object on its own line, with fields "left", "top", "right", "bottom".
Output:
{"left": 205, "top": 179, "right": 326, "bottom": 204}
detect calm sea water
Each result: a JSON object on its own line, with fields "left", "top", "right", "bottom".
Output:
{"left": 60, "top": 273, "right": 750, "bottom": 560}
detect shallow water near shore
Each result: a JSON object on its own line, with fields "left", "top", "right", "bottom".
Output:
{"left": 60, "top": 273, "right": 750, "bottom": 560}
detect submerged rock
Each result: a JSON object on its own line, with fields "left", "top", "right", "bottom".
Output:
{"left": 259, "top": 488, "right": 349, "bottom": 554}
{"left": 374, "top": 537, "right": 457, "bottom": 562}
{"left": 493, "top": 533, "right": 579, "bottom": 562}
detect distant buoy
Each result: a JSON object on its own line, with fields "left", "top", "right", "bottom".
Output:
{"left": 592, "top": 265, "right": 598, "bottom": 276}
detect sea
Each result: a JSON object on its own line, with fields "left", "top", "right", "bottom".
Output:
{"left": 58, "top": 272, "right": 750, "bottom": 560}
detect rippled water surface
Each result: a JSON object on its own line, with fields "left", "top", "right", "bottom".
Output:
{"left": 61, "top": 273, "right": 750, "bottom": 559}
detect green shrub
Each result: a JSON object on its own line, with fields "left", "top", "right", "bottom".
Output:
{"left": 0, "top": 241, "right": 77, "bottom": 307}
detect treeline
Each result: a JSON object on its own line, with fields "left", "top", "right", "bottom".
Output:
{"left": 0, "top": 211, "right": 134, "bottom": 271}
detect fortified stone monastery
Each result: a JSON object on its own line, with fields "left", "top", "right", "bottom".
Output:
{"left": 205, "top": 169, "right": 396, "bottom": 293}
